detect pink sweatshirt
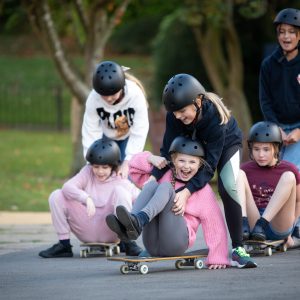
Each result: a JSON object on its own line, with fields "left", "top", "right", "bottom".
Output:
{"left": 62, "top": 165, "right": 139, "bottom": 207}
{"left": 129, "top": 152, "right": 229, "bottom": 266}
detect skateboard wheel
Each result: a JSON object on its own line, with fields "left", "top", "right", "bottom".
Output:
{"left": 139, "top": 264, "right": 149, "bottom": 275}
{"left": 279, "top": 244, "right": 287, "bottom": 252}
{"left": 264, "top": 247, "right": 272, "bottom": 256}
{"left": 105, "top": 248, "right": 113, "bottom": 257}
{"left": 120, "top": 265, "right": 129, "bottom": 274}
{"left": 175, "top": 259, "right": 185, "bottom": 269}
{"left": 80, "top": 249, "right": 88, "bottom": 258}
{"left": 114, "top": 246, "right": 120, "bottom": 255}
{"left": 194, "top": 259, "right": 204, "bottom": 269}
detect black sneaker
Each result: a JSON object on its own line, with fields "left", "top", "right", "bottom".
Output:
{"left": 116, "top": 206, "right": 142, "bottom": 240}
{"left": 251, "top": 219, "right": 267, "bottom": 241}
{"left": 242, "top": 217, "right": 250, "bottom": 241}
{"left": 292, "top": 225, "right": 300, "bottom": 239}
{"left": 123, "top": 241, "right": 143, "bottom": 256}
{"left": 39, "top": 243, "right": 73, "bottom": 258}
{"left": 106, "top": 214, "right": 129, "bottom": 242}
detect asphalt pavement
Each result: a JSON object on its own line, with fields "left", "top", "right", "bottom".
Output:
{"left": 0, "top": 212, "right": 299, "bottom": 300}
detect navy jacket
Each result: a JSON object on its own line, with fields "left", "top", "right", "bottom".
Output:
{"left": 259, "top": 46, "right": 300, "bottom": 125}
{"left": 152, "top": 99, "right": 242, "bottom": 193}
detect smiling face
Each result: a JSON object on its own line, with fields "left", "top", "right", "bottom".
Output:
{"left": 91, "top": 164, "right": 113, "bottom": 182}
{"left": 251, "top": 142, "right": 277, "bottom": 167}
{"left": 277, "top": 23, "right": 300, "bottom": 59}
{"left": 172, "top": 153, "right": 201, "bottom": 181}
{"left": 173, "top": 97, "right": 202, "bottom": 125}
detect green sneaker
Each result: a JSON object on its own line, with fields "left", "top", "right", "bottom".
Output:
{"left": 231, "top": 246, "right": 257, "bottom": 268}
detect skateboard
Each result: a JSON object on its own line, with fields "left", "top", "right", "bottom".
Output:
{"left": 107, "top": 249, "right": 208, "bottom": 275}
{"left": 80, "top": 242, "right": 120, "bottom": 258}
{"left": 244, "top": 239, "right": 287, "bottom": 256}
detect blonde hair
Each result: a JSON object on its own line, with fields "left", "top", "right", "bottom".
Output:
{"left": 203, "top": 92, "right": 231, "bottom": 125}
{"left": 124, "top": 72, "right": 148, "bottom": 107}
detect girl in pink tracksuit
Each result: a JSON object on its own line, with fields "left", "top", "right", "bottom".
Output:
{"left": 39, "top": 138, "right": 141, "bottom": 258}
{"left": 106, "top": 136, "right": 230, "bottom": 269}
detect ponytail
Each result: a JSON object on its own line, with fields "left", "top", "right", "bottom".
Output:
{"left": 124, "top": 72, "right": 149, "bottom": 108}
{"left": 204, "top": 92, "right": 231, "bottom": 125}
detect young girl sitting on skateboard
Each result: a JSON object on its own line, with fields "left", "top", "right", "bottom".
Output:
{"left": 238, "top": 121, "right": 300, "bottom": 247}
{"left": 106, "top": 136, "right": 230, "bottom": 270}
{"left": 39, "top": 138, "right": 142, "bottom": 258}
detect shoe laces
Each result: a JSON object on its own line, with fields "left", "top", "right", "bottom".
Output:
{"left": 235, "top": 246, "right": 250, "bottom": 258}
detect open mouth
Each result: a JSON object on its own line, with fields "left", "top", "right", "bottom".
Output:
{"left": 178, "top": 170, "right": 192, "bottom": 180}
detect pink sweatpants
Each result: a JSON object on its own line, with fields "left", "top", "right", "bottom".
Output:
{"left": 49, "top": 189, "right": 132, "bottom": 243}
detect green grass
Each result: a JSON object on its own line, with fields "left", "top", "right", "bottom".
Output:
{"left": 0, "top": 129, "right": 72, "bottom": 211}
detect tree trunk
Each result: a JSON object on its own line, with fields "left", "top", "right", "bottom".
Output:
{"left": 192, "top": 16, "right": 252, "bottom": 161}
{"left": 148, "top": 107, "right": 166, "bottom": 155}
{"left": 70, "top": 97, "right": 85, "bottom": 175}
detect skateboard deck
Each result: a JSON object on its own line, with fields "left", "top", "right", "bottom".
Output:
{"left": 80, "top": 242, "right": 120, "bottom": 258}
{"left": 107, "top": 249, "right": 208, "bottom": 275}
{"left": 244, "top": 239, "right": 287, "bottom": 256}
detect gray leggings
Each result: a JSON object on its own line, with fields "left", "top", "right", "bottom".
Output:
{"left": 132, "top": 181, "right": 189, "bottom": 257}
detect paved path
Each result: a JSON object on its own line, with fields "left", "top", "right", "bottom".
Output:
{"left": 0, "top": 211, "right": 300, "bottom": 300}
{"left": 0, "top": 212, "right": 54, "bottom": 255}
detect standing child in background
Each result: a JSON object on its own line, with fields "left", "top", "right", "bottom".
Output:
{"left": 238, "top": 121, "right": 300, "bottom": 248}
{"left": 106, "top": 136, "right": 230, "bottom": 269}
{"left": 259, "top": 8, "right": 300, "bottom": 238}
{"left": 148, "top": 73, "right": 257, "bottom": 268}
{"left": 82, "top": 60, "right": 149, "bottom": 179}
{"left": 39, "top": 138, "right": 142, "bottom": 258}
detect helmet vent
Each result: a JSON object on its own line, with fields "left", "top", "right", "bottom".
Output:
{"left": 109, "top": 76, "right": 112, "bottom": 80}
{"left": 194, "top": 146, "right": 198, "bottom": 150}
{"left": 178, "top": 83, "right": 182, "bottom": 87}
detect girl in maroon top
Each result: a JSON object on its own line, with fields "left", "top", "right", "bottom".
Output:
{"left": 239, "top": 121, "right": 300, "bottom": 247}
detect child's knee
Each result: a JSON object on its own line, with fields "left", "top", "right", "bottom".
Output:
{"left": 280, "top": 171, "right": 296, "bottom": 185}
{"left": 48, "top": 189, "right": 63, "bottom": 206}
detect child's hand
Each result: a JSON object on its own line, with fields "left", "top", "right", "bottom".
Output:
{"left": 86, "top": 197, "right": 96, "bottom": 217}
{"left": 279, "top": 127, "right": 288, "bottom": 144}
{"left": 172, "top": 188, "right": 191, "bottom": 215}
{"left": 117, "top": 160, "right": 129, "bottom": 179}
{"left": 285, "top": 128, "right": 300, "bottom": 145}
{"left": 148, "top": 155, "right": 168, "bottom": 169}
{"left": 208, "top": 264, "right": 227, "bottom": 270}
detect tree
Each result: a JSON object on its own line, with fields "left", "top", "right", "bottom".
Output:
{"left": 151, "top": 0, "right": 271, "bottom": 160}
{"left": 22, "top": 0, "right": 131, "bottom": 174}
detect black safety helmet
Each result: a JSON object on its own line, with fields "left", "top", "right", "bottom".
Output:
{"left": 86, "top": 138, "right": 121, "bottom": 167}
{"left": 273, "top": 8, "right": 300, "bottom": 27}
{"left": 163, "top": 74, "right": 205, "bottom": 112}
{"left": 248, "top": 121, "right": 282, "bottom": 147}
{"left": 92, "top": 61, "right": 125, "bottom": 96}
{"left": 169, "top": 136, "right": 205, "bottom": 158}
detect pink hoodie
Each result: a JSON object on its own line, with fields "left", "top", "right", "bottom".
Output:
{"left": 129, "top": 151, "right": 229, "bottom": 266}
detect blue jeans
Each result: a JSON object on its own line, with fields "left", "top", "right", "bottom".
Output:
{"left": 279, "top": 121, "right": 300, "bottom": 172}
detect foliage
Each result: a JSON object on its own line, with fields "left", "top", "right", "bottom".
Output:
{"left": 152, "top": 10, "right": 210, "bottom": 109}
